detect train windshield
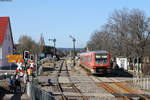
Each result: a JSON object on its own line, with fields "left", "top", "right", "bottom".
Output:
{"left": 95, "top": 55, "right": 107, "bottom": 64}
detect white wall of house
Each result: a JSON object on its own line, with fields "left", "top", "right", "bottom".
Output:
{"left": 1, "top": 23, "right": 13, "bottom": 68}
{"left": 116, "top": 57, "right": 128, "bottom": 70}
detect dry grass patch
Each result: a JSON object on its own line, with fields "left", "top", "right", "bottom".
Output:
{"left": 42, "top": 61, "right": 54, "bottom": 67}
{"left": 0, "top": 80, "right": 9, "bottom": 90}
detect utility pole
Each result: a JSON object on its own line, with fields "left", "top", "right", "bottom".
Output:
{"left": 69, "top": 35, "right": 76, "bottom": 67}
{"left": 35, "top": 54, "right": 38, "bottom": 76}
{"left": 49, "top": 38, "right": 56, "bottom": 67}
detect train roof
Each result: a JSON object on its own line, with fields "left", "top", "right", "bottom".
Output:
{"left": 90, "top": 50, "right": 108, "bottom": 54}
{"left": 80, "top": 50, "right": 109, "bottom": 55}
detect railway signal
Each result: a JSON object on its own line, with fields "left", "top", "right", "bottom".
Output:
{"left": 30, "top": 54, "right": 34, "bottom": 60}
{"left": 69, "top": 35, "right": 76, "bottom": 67}
{"left": 49, "top": 38, "right": 56, "bottom": 68}
{"left": 24, "top": 51, "right": 30, "bottom": 60}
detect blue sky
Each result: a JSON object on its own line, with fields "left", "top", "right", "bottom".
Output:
{"left": 0, "top": 0, "right": 150, "bottom": 48}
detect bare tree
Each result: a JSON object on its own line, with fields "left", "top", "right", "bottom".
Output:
{"left": 87, "top": 25, "right": 113, "bottom": 53}
{"left": 87, "top": 8, "right": 150, "bottom": 59}
{"left": 108, "top": 8, "right": 131, "bottom": 56}
{"left": 39, "top": 34, "right": 45, "bottom": 54}
{"left": 128, "top": 9, "right": 150, "bottom": 58}
{"left": 17, "top": 35, "right": 40, "bottom": 54}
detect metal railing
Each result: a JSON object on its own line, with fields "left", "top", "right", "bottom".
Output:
{"left": 28, "top": 82, "right": 55, "bottom": 100}
{"left": 133, "top": 76, "right": 150, "bottom": 90}
{"left": 30, "top": 85, "right": 55, "bottom": 100}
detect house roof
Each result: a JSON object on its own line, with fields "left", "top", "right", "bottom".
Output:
{"left": 0, "top": 17, "right": 14, "bottom": 46}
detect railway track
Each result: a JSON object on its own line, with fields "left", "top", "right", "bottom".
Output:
{"left": 40, "top": 59, "right": 150, "bottom": 100}
{"left": 95, "top": 77, "right": 150, "bottom": 100}
{"left": 56, "top": 60, "right": 88, "bottom": 100}
{"left": 78, "top": 63, "right": 150, "bottom": 99}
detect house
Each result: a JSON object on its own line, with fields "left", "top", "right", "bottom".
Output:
{"left": 0, "top": 17, "right": 14, "bottom": 69}
{"left": 116, "top": 57, "right": 128, "bottom": 70}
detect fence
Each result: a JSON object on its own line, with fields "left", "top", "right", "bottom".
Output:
{"left": 133, "top": 76, "right": 150, "bottom": 90}
{"left": 130, "top": 63, "right": 150, "bottom": 91}
{"left": 28, "top": 82, "right": 55, "bottom": 100}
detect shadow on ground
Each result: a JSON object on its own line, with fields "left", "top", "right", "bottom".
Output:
{"left": 10, "top": 94, "right": 22, "bottom": 100}
{"left": 0, "top": 86, "right": 26, "bottom": 100}
{"left": 0, "top": 64, "right": 17, "bottom": 70}
{"left": 0, "top": 86, "right": 8, "bottom": 100}
{"left": 96, "top": 68, "right": 133, "bottom": 77}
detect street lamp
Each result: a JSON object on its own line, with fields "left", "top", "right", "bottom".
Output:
{"left": 69, "top": 35, "right": 76, "bottom": 67}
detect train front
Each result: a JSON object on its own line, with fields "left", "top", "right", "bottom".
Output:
{"left": 92, "top": 52, "right": 112, "bottom": 74}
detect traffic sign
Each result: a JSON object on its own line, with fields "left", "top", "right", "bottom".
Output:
{"left": 8, "top": 59, "right": 16, "bottom": 63}
{"left": 6, "top": 54, "right": 22, "bottom": 60}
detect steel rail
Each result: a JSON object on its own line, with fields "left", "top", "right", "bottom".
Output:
{"left": 98, "top": 82, "right": 131, "bottom": 100}
{"left": 56, "top": 60, "right": 68, "bottom": 100}
{"left": 79, "top": 64, "right": 131, "bottom": 100}
{"left": 56, "top": 60, "right": 88, "bottom": 100}
{"left": 65, "top": 60, "right": 88, "bottom": 100}
{"left": 58, "top": 60, "right": 64, "bottom": 77}
{"left": 78, "top": 61, "right": 150, "bottom": 100}
{"left": 114, "top": 82, "right": 150, "bottom": 100}
{"left": 79, "top": 64, "right": 129, "bottom": 99}
{"left": 79, "top": 64, "right": 145, "bottom": 100}
{"left": 90, "top": 74, "right": 134, "bottom": 100}
{"left": 107, "top": 78, "right": 150, "bottom": 100}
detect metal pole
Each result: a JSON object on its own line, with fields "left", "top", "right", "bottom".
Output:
{"left": 10, "top": 63, "right": 11, "bottom": 71}
{"left": 49, "top": 38, "right": 56, "bottom": 68}
{"left": 69, "top": 35, "right": 76, "bottom": 67}
{"left": 53, "top": 39, "right": 56, "bottom": 57}
{"left": 73, "top": 39, "right": 76, "bottom": 66}
{"left": 53, "top": 39, "right": 56, "bottom": 68}
{"left": 35, "top": 54, "right": 38, "bottom": 76}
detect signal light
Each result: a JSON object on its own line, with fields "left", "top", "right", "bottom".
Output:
{"left": 93, "top": 66, "right": 96, "bottom": 69}
{"left": 24, "top": 51, "right": 30, "bottom": 59}
{"left": 30, "top": 54, "right": 34, "bottom": 60}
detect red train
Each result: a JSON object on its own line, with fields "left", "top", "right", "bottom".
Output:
{"left": 79, "top": 50, "right": 112, "bottom": 74}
